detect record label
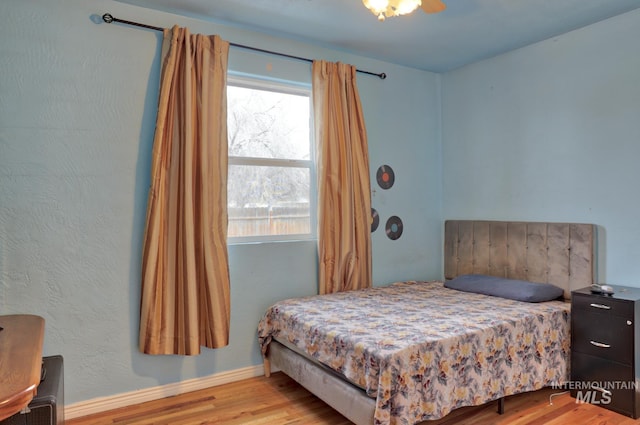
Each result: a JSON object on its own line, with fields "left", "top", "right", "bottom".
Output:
{"left": 376, "top": 165, "right": 395, "bottom": 190}
{"left": 385, "top": 216, "right": 403, "bottom": 240}
{"left": 371, "top": 208, "right": 380, "bottom": 233}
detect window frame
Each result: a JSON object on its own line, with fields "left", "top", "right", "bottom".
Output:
{"left": 226, "top": 74, "right": 316, "bottom": 244}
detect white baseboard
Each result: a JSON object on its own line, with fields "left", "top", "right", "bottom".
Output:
{"left": 65, "top": 364, "right": 275, "bottom": 420}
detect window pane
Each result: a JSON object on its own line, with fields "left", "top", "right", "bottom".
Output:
{"left": 227, "top": 85, "right": 310, "bottom": 160}
{"left": 228, "top": 165, "right": 310, "bottom": 237}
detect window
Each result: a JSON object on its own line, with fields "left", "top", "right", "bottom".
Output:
{"left": 227, "top": 76, "right": 315, "bottom": 242}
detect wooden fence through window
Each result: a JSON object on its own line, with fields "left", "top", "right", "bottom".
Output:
{"left": 228, "top": 205, "right": 310, "bottom": 237}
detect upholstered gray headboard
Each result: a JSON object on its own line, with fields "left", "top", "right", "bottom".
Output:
{"left": 444, "top": 220, "right": 595, "bottom": 299}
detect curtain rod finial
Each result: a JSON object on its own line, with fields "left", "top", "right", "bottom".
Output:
{"left": 102, "top": 13, "right": 114, "bottom": 24}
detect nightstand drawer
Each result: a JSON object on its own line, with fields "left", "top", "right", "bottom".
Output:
{"left": 572, "top": 293, "right": 633, "bottom": 317}
{"left": 570, "top": 285, "right": 640, "bottom": 419}
{"left": 571, "top": 351, "right": 635, "bottom": 417}
{"left": 572, "top": 311, "right": 633, "bottom": 364}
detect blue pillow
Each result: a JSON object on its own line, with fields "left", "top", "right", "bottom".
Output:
{"left": 444, "top": 274, "right": 564, "bottom": 302}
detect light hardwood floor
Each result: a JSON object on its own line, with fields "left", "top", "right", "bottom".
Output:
{"left": 67, "top": 372, "right": 640, "bottom": 425}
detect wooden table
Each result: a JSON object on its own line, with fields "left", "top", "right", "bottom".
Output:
{"left": 0, "top": 314, "right": 45, "bottom": 421}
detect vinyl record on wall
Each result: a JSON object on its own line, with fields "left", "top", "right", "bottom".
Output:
{"left": 376, "top": 165, "right": 395, "bottom": 190}
{"left": 371, "top": 208, "right": 380, "bottom": 233}
{"left": 385, "top": 216, "right": 403, "bottom": 240}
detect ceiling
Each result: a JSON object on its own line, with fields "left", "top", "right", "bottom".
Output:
{"left": 115, "top": 0, "right": 640, "bottom": 72}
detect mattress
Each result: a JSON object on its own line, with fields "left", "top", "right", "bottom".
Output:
{"left": 258, "top": 281, "right": 570, "bottom": 425}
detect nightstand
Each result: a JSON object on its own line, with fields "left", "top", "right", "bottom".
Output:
{"left": 571, "top": 285, "right": 640, "bottom": 418}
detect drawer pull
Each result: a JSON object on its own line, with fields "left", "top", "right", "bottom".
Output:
{"left": 592, "top": 386, "right": 612, "bottom": 396}
{"left": 589, "top": 303, "right": 611, "bottom": 310}
{"left": 590, "top": 340, "right": 611, "bottom": 348}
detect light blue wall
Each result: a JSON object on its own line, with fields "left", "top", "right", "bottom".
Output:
{"left": 442, "top": 9, "right": 640, "bottom": 286}
{"left": 0, "top": 0, "right": 442, "bottom": 404}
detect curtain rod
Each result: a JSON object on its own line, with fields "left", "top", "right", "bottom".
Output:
{"left": 101, "top": 13, "right": 387, "bottom": 80}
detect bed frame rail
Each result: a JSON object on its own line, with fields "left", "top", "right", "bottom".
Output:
{"left": 269, "top": 341, "right": 376, "bottom": 425}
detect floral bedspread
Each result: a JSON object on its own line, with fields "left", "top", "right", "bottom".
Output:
{"left": 257, "top": 281, "right": 570, "bottom": 425}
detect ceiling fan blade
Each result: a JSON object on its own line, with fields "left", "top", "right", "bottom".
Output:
{"left": 420, "top": 0, "right": 446, "bottom": 14}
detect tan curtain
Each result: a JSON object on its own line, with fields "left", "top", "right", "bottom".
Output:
{"left": 312, "top": 61, "right": 372, "bottom": 295}
{"left": 139, "top": 26, "right": 230, "bottom": 355}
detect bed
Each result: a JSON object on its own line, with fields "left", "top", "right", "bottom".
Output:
{"left": 258, "top": 220, "right": 595, "bottom": 425}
